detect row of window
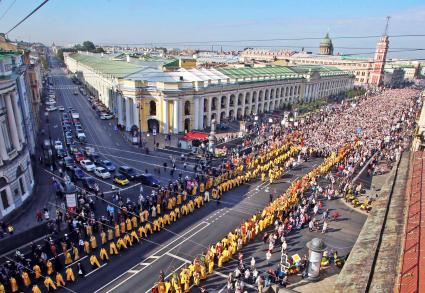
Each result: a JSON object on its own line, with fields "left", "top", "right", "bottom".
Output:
{"left": 146, "top": 80, "right": 348, "bottom": 116}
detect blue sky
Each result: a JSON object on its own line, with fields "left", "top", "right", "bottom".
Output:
{"left": 1, "top": 0, "right": 425, "bottom": 58}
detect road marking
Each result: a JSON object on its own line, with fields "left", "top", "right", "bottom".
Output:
{"left": 143, "top": 262, "right": 187, "bottom": 293}
{"left": 127, "top": 270, "right": 139, "bottom": 274}
{"left": 85, "top": 263, "right": 107, "bottom": 277}
{"left": 165, "top": 252, "right": 191, "bottom": 264}
{"left": 94, "top": 221, "right": 209, "bottom": 293}
{"left": 65, "top": 255, "right": 88, "bottom": 268}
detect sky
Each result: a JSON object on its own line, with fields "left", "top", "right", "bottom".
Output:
{"left": 1, "top": 0, "right": 425, "bottom": 59}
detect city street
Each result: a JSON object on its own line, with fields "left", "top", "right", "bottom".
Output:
{"left": 0, "top": 55, "right": 367, "bottom": 293}
{"left": 58, "top": 158, "right": 365, "bottom": 293}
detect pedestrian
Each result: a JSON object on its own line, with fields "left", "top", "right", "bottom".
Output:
{"left": 322, "top": 221, "right": 328, "bottom": 234}
{"left": 266, "top": 249, "right": 272, "bottom": 266}
{"left": 36, "top": 211, "right": 43, "bottom": 222}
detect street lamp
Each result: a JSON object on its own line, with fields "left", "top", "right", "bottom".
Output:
{"left": 136, "top": 104, "right": 143, "bottom": 147}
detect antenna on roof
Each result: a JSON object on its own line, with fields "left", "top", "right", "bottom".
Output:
{"left": 384, "top": 16, "right": 390, "bottom": 36}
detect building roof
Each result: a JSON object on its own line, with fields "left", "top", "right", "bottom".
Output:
{"left": 71, "top": 53, "right": 143, "bottom": 78}
{"left": 320, "top": 33, "right": 332, "bottom": 45}
{"left": 217, "top": 66, "right": 295, "bottom": 79}
{"left": 217, "top": 65, "right": 347, "bottom": 80}
{"left": 0, "top": 51, "right": 20, "bottom": 61}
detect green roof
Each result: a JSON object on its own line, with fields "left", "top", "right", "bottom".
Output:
{"left": 217, "top": 66, "right": 295, "bottom": 79}
{"left": 0, "top": 51, "right": 20, "bottom": 61}
{"left": 217, "top": 65, "right": 346, "bottom": 80}
{"left": 320, "top": 33, "right": 332, "bottom": 45}
{"left": 71, "top": 53, "right": 143, "bottom": 78}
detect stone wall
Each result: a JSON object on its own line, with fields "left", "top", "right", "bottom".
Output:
{"left": 334, "top": 151, "right": 409, "bottom": 292}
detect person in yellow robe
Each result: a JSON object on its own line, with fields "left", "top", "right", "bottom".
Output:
{"left": 55, "top": 272, "right": 65, "bottom": 287}
{"left": 90, "top": 254, "right": 101, "bottom": 269}
{"left": 126, "top": 218, "right": 132, "bottom": 231}
{"left": 10, "top": 277, "right": 18, "bottom": 292}
{"left": 22, "top": 271, "right": 31, "bottom": 287}
{"left": 31, "top": 285, "right": 42, "bottom": 293}
{"left": 73, "top": 245, "right": 80, "bottom": 261}
{"left": 90, "top": 235, "right": 97, "bottom": 249}
{"left": 46, "top": 260, "right": 54, "bottom": 275}
{"left": 100, "top": 231, "right": 107, "bottom": 245}
{"left": 43, "top": 276, "right": 56, "bottom": 291}
{"left": 100, "top": 247, "right": 109, "bottom": 261}
{"left": 33, "top": 264, "right": 41, "bottom": 279}
{"left": 109, "top": 241, "right": 118, "bottom": 255}
{"left": 66, "top": 267, "right": 75, "bottom": 282}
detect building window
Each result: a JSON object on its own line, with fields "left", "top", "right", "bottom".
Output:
{"left": 149, "top": 101, "right": 156, "bottom": 116}
{"left": 19, "top": 177, "right": 25, "bottom": 195}
{"left": 211, "top": 97, "right": 217, "bottom": 111}
{"left": 184, "top": 101, "right": 190, "bottom": 115}
{"left": 1, "top": 120, "right": 13, "bottom": 153}
{"left": 1, "top": 189, "right": 9, "bottom": 209}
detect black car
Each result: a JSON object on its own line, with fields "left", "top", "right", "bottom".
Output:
{"left": 83, "top": 177, "right": 99, "bottom": 192}
{"left": 73, "top": 167, "right": 85, "bottom": 180}
{"left": 140, "top": 174, "right": 161, "bottom": 187}
{"left": 118, "top": 166, "right": 141, "bottom": 180}
{"left": 56, "top": 148, "right": 66, "bottom": 158}
{"left": 89, "top": 154, "right": 102, "bottom": 164}
{"left": 99, "top": 160, "right": 116, "bottom": 172}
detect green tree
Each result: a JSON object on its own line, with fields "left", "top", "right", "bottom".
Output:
{"left": 82, "top": 41, "right": 95, "bottom": 51}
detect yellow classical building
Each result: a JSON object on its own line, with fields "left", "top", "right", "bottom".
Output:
{"left": 65, "top": 52, "right": 354, "bottom": 134}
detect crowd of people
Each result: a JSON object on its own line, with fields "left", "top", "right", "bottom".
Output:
{"left": 0, "top": 87, "right": 421, "bottom": 293}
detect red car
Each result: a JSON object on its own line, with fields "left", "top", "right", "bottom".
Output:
{"left": 73, "top": 152, "right": 86, "bottom": 162}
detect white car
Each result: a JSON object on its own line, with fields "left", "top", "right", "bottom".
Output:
{"left": 71, "top": 112, "right": 80, "bottom": 119}
{"left": 46, "top": 105, "right": 57, "bottom": 112}
{"left": 94, "top": 167, "right": 111, "bottom": 179}
{"left": 45, "top": 100, "right": 56, "bottom": 106}
{"left": 100, "top": 113, "right": 114, "bottom": 120}
{"left": 49, "top": 94, "right": 55, "bottom": 99}
{"left": 58, "top": 106, "right": 65, "bottom": 111}
{"left": 80, "top": 159, "right": 95, "bottom": 172}
{"left": 54, "top": 140, "right": 63, "bottom": 150}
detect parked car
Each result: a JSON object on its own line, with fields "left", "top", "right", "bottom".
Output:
{"left": 73, "top": 90, "right": 78, "bottom": 95}
{"left": 64, "top": 156, "right": 76, "bottom": 170}
{"left": 63, "top": 125, "right": 72, "bottom": 133}
{"left": 73, "top": 167, "right": 85, "bottom": 180}
{"left": 73, "top": 151, "right": 85, "bottom": 162}
{"left": 46, "top": 105, "right": 57, "bottom": 112}
{"left": 89, "top": 154, "right": 102, "bottom": 164}
{"left": 58, "top": 105, "right": 65, "bottom": 111}
{"left": 140, "top": 174, "right": 161, "bottom": 187}
{"left": 83, "top": 177, "right": 99, "bottom": 192}
{"left": 76, "top": 131, "right": 86, "bottom": 142}
{"left": 118, "top": 166, "right": 141, "bottom": 180}
{"left": 100, "top": 113, "right": 114, "bottom": 120}
{"left": 94, "top": 167, "right": 111, "bottom": 179}
{"left": 56, "top": 148, "right": 66, "bottom": 159}
{"left": 113, "top": 174, "right": 129, "bottom": 186}
{"left": 71, "top": 111, "right": 80, "bottom": 119}
{"left": 80, "top": 159, "right": 95, "bottom": 172}
{"left": 99, "top": 160, "right": 116, "bottom": 172}
{"left": 54, "top": 140, "right": 63, "bottom": 150}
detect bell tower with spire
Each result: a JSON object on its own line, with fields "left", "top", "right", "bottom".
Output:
{"left": 369, "top": 16, "right": 390, "bottom": 87}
